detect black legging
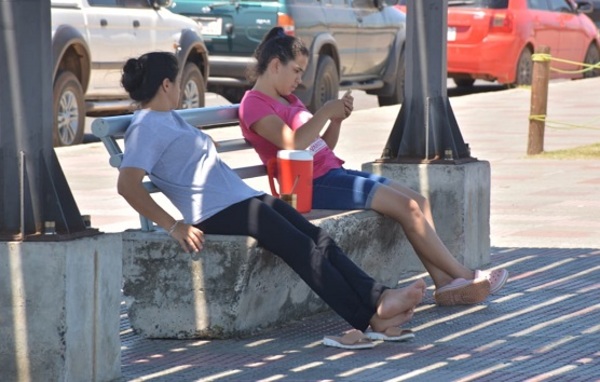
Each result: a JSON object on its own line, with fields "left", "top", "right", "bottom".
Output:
{"left": 196, "top": 194, "right": 387, "bottom": 331}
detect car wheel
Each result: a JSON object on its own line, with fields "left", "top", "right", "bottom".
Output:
{"left": 378, "top": 48, "right": 406, "bottom": 107}
{"left": 180, "top": 63, "right": 205, "bottom": 109}
{"left": 53, "top": 71, "right": 85, "bottom": 147}
{"left": 583, "top": 44, "right": 600, "bottom": 79}
{"left": 513, "top": 48, "right": 533, "bottom": 87}
{"left": 307, "top": 55, "right": 339, "bottom": 113}
{"left": 453, "top": 78, "right": 475, "bottom": 88}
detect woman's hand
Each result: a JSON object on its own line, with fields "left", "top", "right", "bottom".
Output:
{"left": 341, "top": 89, "right": 354, "bottom": 118}
{"left": 328, "top": 90, "right": 354, "bottom": 122}
{"left": 169, "top": 221, "right": 205, "bottom": 253}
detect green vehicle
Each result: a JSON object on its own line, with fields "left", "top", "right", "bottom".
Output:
{"left": 171, "top": 0, "right": 406, "bottom": 112}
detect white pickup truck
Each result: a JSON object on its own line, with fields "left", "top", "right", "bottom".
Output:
{"left": 51, "top": 0, "right": 209, "bottom": 146}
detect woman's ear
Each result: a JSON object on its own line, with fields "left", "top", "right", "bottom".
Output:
{"left": 269, "top": 58, "right": 281, "bottom": 74}
{"left": 161, "top": 78, "right": 171, "bottom": 92}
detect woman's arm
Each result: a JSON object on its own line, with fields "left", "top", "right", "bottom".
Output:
{"left": 321, "top": 90, "right": 353, "bottom": 150}
{"left": 252, "top": 98, "right": 350, "bottom": 150}
{"left": 320, "top": 119, "right": 342, "bottom": 150}
{"left": 117, "top": 167, "right": 204, "bottom": 253}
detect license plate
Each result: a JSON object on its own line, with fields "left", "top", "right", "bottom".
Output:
{"left": 448, "top": 27, "right": 457, "bottom": 42}
{"left": 195, "top": 17, "right": 222, "bottom": 36}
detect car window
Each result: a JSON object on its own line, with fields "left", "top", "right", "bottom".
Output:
{"left": 528, "top": 0, "right": 550, "bottom": 10}
{"left": 88, "top": 0, "right": 119, "bottom": 6}
{"left": 121, "top": 0, "right": 153, "bottom": 7}
{"left": 546, "top": 0, "right": 574, "bottom": 12}
{"left": 448, "top": 0, "right": 508, "bottom": 8}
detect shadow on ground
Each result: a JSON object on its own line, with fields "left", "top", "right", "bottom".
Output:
{"left": 119, "top": 247, "right": 600, "bottom": 382}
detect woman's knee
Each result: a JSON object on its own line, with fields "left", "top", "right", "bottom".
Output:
{"left": 394, "top": 198, "right": 428, "bottom": 235}
{"left": 372, "top": 186, "right": 420, "bottom": 218}
{"left": 387, "top": 181, "right": 429, "bottom": 212}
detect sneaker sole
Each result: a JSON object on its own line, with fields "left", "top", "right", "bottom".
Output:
{"left": 434, "top": 279, "right": 491, "bottom": 306}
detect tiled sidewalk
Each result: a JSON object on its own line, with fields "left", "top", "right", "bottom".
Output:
{"left": 119, "top": 247, "right": 600, "bottom": 382}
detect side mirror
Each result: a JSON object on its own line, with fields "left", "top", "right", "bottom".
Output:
{"left": 147, "top": 0, "right": 173, "bottom": 9}
{"left": 574, "top": 0, "right": 593, "bottom": 13}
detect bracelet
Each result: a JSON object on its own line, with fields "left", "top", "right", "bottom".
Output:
{"left": 167, "top": 220, "right": 180, "bottom": 235}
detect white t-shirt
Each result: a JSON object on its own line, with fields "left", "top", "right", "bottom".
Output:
{"left": 121, "top": 109, "right": 263, "bottom": 224}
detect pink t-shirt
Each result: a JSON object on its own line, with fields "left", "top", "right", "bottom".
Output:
{"left": 239, "top": 90, "right": 344, "bottom": 179}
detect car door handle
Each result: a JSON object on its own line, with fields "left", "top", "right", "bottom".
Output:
{"left": 100, "top": 19, "right": 107, "bottom": 27}
{"left": 133, "top": 20, "right": 140, "bottom": 28}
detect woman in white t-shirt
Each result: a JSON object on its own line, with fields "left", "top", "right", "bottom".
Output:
{"left": 117, "top": 51, "right": 426, "bottom": 348}
{"left": 239, "top": 27, "right": 509, "bottom": 307}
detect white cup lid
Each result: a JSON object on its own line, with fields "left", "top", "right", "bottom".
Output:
{"left": 277, "top": 150, "right": 313, "bottom": 161}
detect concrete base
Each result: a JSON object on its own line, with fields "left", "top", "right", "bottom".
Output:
{"left": 122, "top": 209, "right": 415, "bottom": 339}
{"left": 0, "top": 234, "right": 122, "bottom": 382}
{"left": 362, "top": 160, "right": 491, "bottom": 270}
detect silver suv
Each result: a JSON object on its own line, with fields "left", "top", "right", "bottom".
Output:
{"left": 51, "top": 0, "right": 209, "bottom": 146}
{"left": 171, "top": 0, "right": 405, "bottom": 113}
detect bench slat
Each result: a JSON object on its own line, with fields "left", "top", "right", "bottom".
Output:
{"left": 143, "top": 181, "right": 160, "bottom": 193}
{"left": 217, "top": 138, "right": 253, "bottom": 153}
{"left": 91, "top": 104, "right": 241, "bottom": 138}
{"left": 233, "top": 165, "right": 267, "bottom": 179}
{"left": 177, "top": 105, "right": 240, "bottom": 128}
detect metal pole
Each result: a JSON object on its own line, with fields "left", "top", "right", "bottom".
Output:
{"left": 0, "top": 0, "right": 95, "bottom": 241}
{"left": 380, "top": 0, "right": 471, "bottom": 163}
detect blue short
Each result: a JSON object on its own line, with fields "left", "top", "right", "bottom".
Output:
{"left": 312, "top": 168, "right": 390, "bottom": 210}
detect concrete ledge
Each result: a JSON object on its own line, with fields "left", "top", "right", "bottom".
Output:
{"left": 122, "top": 160, "right": 491, "bottom": 340}
{"left": 0, "top": 234, "right": 122, "bottom": 382}
{"left": 122, "top": 210, "right": 418, "bottom": 339}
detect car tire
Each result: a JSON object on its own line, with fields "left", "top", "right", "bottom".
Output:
{"left": 307, "top": 55, "right": 339, "bottom": 113}
{"left": 513, "top": 48, "right": 533, "bottom": 87}
{"left": 180, "top": 62, "right": 205, "bottom": 109}
{"left": 53, "top": 71, "right": 85, "bottom": 147}
{"left": 583, "top": 44, "right": 600, "bottom": 79}
{"left": 378, "top": 48, "right": 406, "bottom": 107}
{"left": 453, "top": 78, "right": 475, "bottom": 88}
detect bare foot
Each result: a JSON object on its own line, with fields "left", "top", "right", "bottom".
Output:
{"left": 369, "top": 307, "right": 415, "bottom": 333}
{"left": 376, "top": 279, "right": 426, "bottom": 320}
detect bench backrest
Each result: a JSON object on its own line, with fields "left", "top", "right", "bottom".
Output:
{"left": 91, "top": 104, "right": 267, "bottom": 231}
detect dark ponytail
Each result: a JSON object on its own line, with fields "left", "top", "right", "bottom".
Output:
{"left": 121, "top": 52, "right": 179, "bottom": 104}
{"left": 247, "top": 27, "right": 309, "bottom": 81}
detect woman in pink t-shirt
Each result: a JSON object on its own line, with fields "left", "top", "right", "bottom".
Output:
{"left": 240, "top": 27, "right": 509, "bottom": 307}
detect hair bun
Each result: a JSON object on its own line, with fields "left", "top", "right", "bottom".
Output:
{"left": 121, "top": 58, "right": 145, "bottom": 94}
{"left": 123, "top": 58, "right": 142, "bottom": 74}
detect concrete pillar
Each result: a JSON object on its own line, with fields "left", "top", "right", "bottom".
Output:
{"left": 0, "top": 234, "right": 122, "bottom": 382}
{"left": 363, "top": 161, "right": 491, "bottom": 269}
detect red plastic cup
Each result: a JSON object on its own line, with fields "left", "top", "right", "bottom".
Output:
{"left": 267, "top": 150, "right": 314, "bottom": 213}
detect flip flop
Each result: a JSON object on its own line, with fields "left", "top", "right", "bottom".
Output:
{"left": 434, "top": 277, "right": 490, "bottom": 306}
{"left": 323, "top": 329, "right": 375, "bottom": 350}
{"left": 364, "top": 327, "right": 415, "bottom": 342}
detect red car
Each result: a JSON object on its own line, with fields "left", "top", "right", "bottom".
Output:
{"left": 396, "top": 0, "right": 600, "bottom": 87}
